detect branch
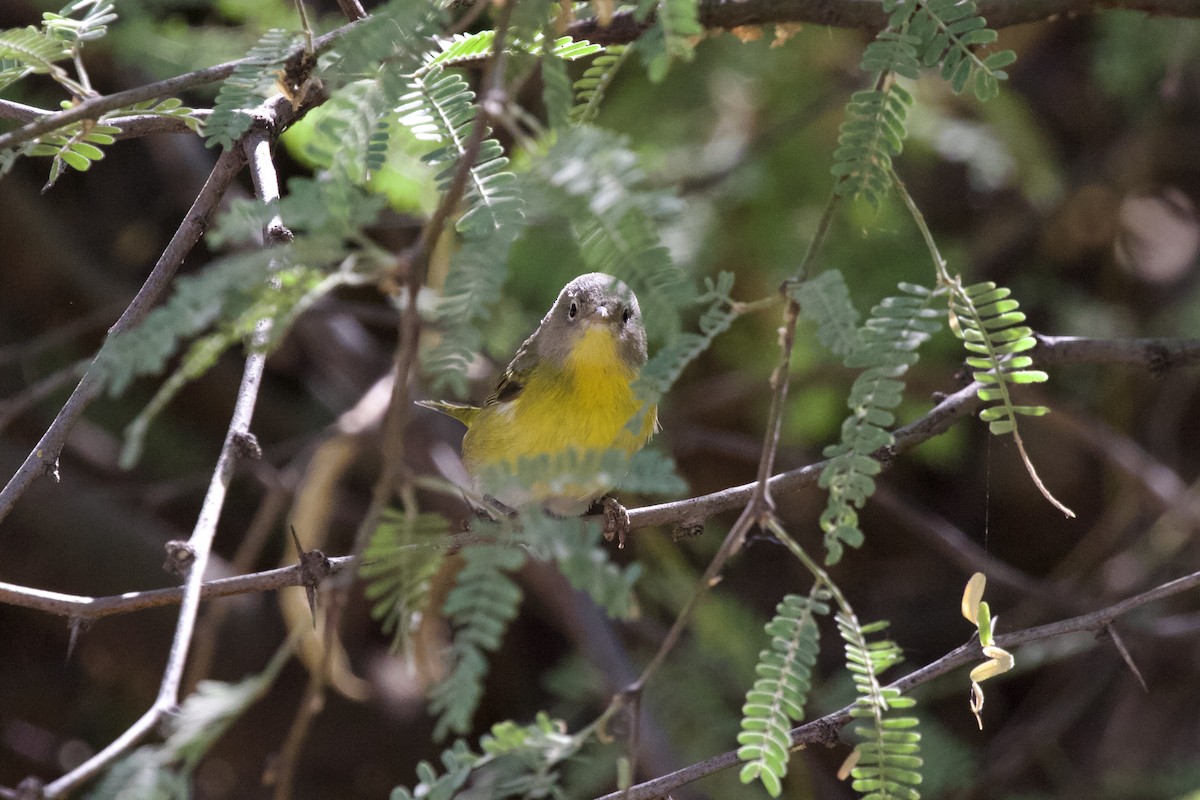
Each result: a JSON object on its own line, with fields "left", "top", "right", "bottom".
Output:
{"left": 21, "top": 124, "right": 291, "bottom": 800}
{"left": 3, "top": 337, "right": 1197, "bottom": 624}
{"left": 592, "top": 567, "right": 1200, "bottom": 800}
{"left": 0, "top": 98, "right": 208, "bottom": 138}
{"left": 270, "top": 4, "right": 524, "bottom": 795}
{"left": 0, "top": 20, "right": 356, "bottom": 152}
{"left": 0, "top": 558, "right": 350, "bottom": 621}
{"left": 617, "top": 335, "right": 1200, "bottom": 535}
{"left": 0, "top": 146, "right": 246, "bottom": 527}
{"left": 566, "top": 0, "right": 1200, "bottom": 45}
{"left": 1034, "top": 333, "right": 1200, "bottom": 370}
{"left": 0, "top": 92, "right": 320, "bottom": 528}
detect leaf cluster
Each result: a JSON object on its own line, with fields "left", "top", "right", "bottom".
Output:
{"left": 85, "top": 646, "right": 290, "bottom": 800}
{"left": 834, "top": 0, "right": 1014, "bottom": 206}
{"left": 393, "top": 713, "right": 583, "bottom": 800}
{"left": 360, "top": 510, "right": 451, "bottom": 653}
{"left": 838, "top": 612, "right": 923, "bottom": 800}
{"left": 947, "top": 280, "right": 1048, "bottom": 434}
{"left": 633, "top": 0, "right": 702, "bottom": 82}
{"left": 737, "top": 591, "right": 830, "bottom": 796}
{"left": 203, "top": 28, "right": 301, "bottom": 150}
{"left": 792, "top": 271, "right": 941, "bottom": 563}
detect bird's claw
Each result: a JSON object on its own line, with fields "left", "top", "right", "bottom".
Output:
{"left": 601, "top": 496, "right": 631, "bottom": 548}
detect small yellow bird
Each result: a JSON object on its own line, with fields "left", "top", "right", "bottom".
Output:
{"left": 420, "top": 272, "right": 657, "bottom": 520}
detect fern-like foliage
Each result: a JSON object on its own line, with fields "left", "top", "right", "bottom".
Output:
{"left": 635, "top": 271, "right": 740, "bottom": 406}
{"left": 93, "top": 250, "right": 276, "bottom": 396}
{"left": 834, "top": 0, "right": 1014, "bottom": 206}
{"left": 946, "top": 281, "right": 1072, "bottom": 515}
{"left": 360, "top": 510, "right": 450, "bottom": 653}
{"left": 85, "top": 642, "right": 291, "bottom": 800}
{"left": 737, "top": 591, "right": 830, "bottom": 797}
{"left": 429, "top": 543, "right": 527, "bottom": 739}
{"left": 524, "top": 513, "right": 644, "bottom": 618}
{"left": 204, "top": 28, "right": 301, "bottom": 150}
{"left": 114, "top": 97, "right": 201, "bottom": 131}
{"left": 832, "top": 80, "right": 914, "bottom": 208}
{"left": 422, "top": 30, "right": 600, "bottom": 74}
{"left": 119, "top": 263, "right": 369, "bottom": 467}
{"left": 43, "top": 0, "right": 117, "bottom": 46}
{"left": 0, "top": 0, "right": 115, "bottom": 98}
{"left": 571, "top": 45, "right": 632, "bottom": 125}
{"left": 793, "top": 271, "right": 942, "bottom": 564}
{"left": 393, "top": 714, "right": 582, "bottom": 800}
{"left": 391, "top": 741, "right": 476, "bottom": 800}
{"left": 104, "top": 175, "right": 390, "bottom": 412}
{"left": 947, "top": 280, "right": 1047, "bottom": 434}
{"left": 399, "top": 70, "right": 521, "bottom": 236}
{"left": 634, "top": 0, "right": 702, "bottom": 82}
{"left": 0, "top": 25, "right": 70, "bottom": 91}
{"left": 404, "top": 53, "right": 525, "bottom": 394}
{"left": 903, "top": 0, "right": 1017, "bottom": 100}
{"left": 29, "top": 121, "right": 119, "bottom": 188}
{"left": 278, "top": 0, "right": 442, "bottom": 218}
{"left": 837, "top": 611, "right": 923, "bottom": 800}
{"left": 25, "top": 97, "right": 198, "bottom": 188}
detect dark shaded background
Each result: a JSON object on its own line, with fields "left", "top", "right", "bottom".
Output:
{"left": 2, "top": 1, "right": 1199, "bottom": 798}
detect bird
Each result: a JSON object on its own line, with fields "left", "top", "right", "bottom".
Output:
{"left": 419, "top": 272, "right": 657, "bottom": 532}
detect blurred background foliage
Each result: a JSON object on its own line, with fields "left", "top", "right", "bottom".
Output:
{"left": 2, "top": 0, "right": 1200, "bottom": 798}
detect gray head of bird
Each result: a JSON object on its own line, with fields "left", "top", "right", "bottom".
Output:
{"left": 532, "top": 272, "right": 648, "bottom": 370}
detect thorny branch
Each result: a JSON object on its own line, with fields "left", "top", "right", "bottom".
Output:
{"left": 267, "top": 3, "right": 522, "bottom": 796}
{"left": 0, "top": 110, "right": 295, "bottom": 800}
{"left": 0, "top": 92, "right": 320, "bottom": 528}
{"left": 1, "top": 336, "right": 1197, "bottom": 625}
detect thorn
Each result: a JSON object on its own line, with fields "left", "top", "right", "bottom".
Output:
{"left": 66, "top": 617, "right": 87, "bottom": 662}
{"left": 1104, "top": 623, "right": 1149, "bottom": 693}
{"left": 231, "top": 431, "right": 263, "bottom": 460}
{"left": 670, "top": 522, "right": 704, "bottom": 541}
{"left": 163, "top": 539, "right": 196, "bottom": 576}
{"left": 16, "top": 775, "right": 46, "bottom": 800}
{"left": 291, "top": 526, "right": 329, "bottom": 628}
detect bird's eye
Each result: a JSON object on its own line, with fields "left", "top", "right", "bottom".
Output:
{"left": 568, "top": 301, "right": 578, "bottom": 319}
{"left": 621, "top": 307, "right": 632, "bottom": 324}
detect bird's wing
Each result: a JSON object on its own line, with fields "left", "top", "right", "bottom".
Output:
{"left": 483, "top": 330, "right": 539, "bottom": 406}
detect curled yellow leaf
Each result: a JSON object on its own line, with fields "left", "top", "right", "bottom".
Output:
{"left": 962, "top": 572, "right": 987, "bottom": 623}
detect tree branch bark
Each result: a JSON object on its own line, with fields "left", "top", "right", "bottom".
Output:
{"left": 566, "top": 0, "right": 1200, "bottom": 45}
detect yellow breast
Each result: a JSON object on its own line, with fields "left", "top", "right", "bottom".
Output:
{"left": 461, "top": 325, "right": 656, "bottom": 509}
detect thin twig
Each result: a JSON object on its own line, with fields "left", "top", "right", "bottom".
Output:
{"left": 592, "top": 567, "right": 1200, "bottom": 800}
{"left": 0, "top": 91, "right": 325, "bottom": 527}
{"left": 269, "top": 2, "right": 522, "bottom": 795}
{"left": 0, "top": 20, "right": 356, "bottom": 152}
{"left": 39, "top": 266, "right": 275, "bottom": 800}
{"left": 0, "top": 99, "right": 209, "bottom": 138}
{"left": 0, "top": 557, "right": 352, "bottom": 621}
{"left": 0, "top": 146, "right": 247, "bottom": 526}
{"left": 335, "top": 0, "right": 368, "bottom": 22}
{"left": 2, "top": 339, "right": 1198, "bottom": 623}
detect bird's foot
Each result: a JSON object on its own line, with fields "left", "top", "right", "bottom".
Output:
{"left": 600, "top": 496, "right": 631, "bottom": 549}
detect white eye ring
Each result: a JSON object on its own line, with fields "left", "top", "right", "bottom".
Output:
{"left": 622, "top": 307, "right": 632, "bottom": 324}
{"left": 568, "top": 301, "right": 578, "bottom": 319}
